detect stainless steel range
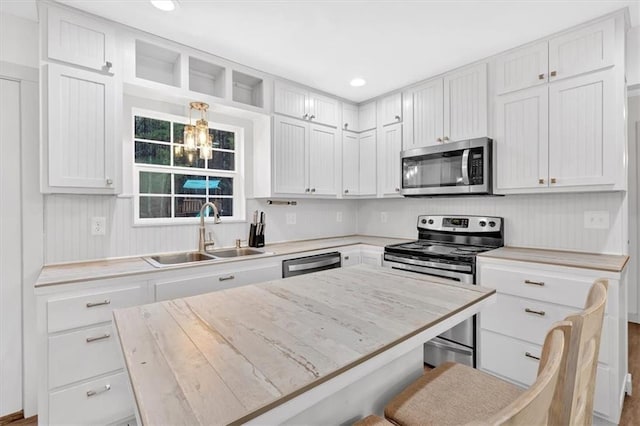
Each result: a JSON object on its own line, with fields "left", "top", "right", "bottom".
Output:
{"left": 383, "top": 215, "right": 504, "bottom": 367}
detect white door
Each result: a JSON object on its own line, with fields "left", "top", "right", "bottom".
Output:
{"left": 342, "top": 132, "right": 359, "bottom": 196}
{"left": 549, "top": 18, "right": 615, "bottom": 82}
{"left": 273, "top": 116, "right": 308, "bottom": 194}
{"left": 47, "top": 64, "right": 116, "bottom": 191}
{"left": 379, "top": 93, "right": 402, "bottom": 126}
{"left": 308, "top": 124, "right": 337, "bottom": 195}
{"left": 444, "top": 62, "right": 488, "bottom": 141}
{"left": 495, "top": 41, "right": 549, "bottom": 95}
{"left": 379, "top": 123, "right": 403, "bottom": 196}
{"left": 548, "top": 69, "right": 616, "bottom": 187}
{"left": 359, "top": 130, "right": 377, "bottom": 196}
{"left": 308, "top": 93, "right": 338, "bottom": 127}
{"left": 0, "top": 78, "right": 23, "bottom": 416}
{"left": 359, "top": 101, "right": 377, "bottom": 131}
{"left": 495, "top": 86, "right": 549, "bottom": 191}
{"left": 405, "top": 79, "right": 444, "bottom": 149}
{"left": 47, "top": 7, "right": 116, "bottom": 73}
{"left": 342, "top": 103, "right": 359, "bottom": 131}
{"left": 274, "top": 81, "right": 309, "bottom": 120}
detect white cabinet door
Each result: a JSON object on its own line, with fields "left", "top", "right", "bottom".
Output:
{"left": 340, "top": 249, "right": 361, "bottom": 267}
{"left": 404, "top": 79, "right": 444, "bottom": 149}
{"left": 549, "top": 18, "right": 615, "bottom": 81}
{"left": 342, "top": 103, "right": 359, "bottom": 132}
{"left": 495, "top": 86, "right": 549, "bottom": 191}
{"left": 309, "top": 93, "right": 339, "bottom": 127}
{"left": 309, "top": 124, "right": 337, "bottom": 195}
{"left": 359, "top": 130, "right": 377, "bottom": 196}
{"left": 548, "top": 69, "right": 616, "bottom": 187}
{"left": 47, "top": 64, "right": 116, "bottom": 191}
{"left": 379, "top": 123, "right": 402, "bottom": 196}
{"left": 342, "top": 132, "right": 359, "bottom": 196}
{"left": 273, "top": 116, "right": 308, "bottom": 194}
{"left": 379, "top": 93, "right": 403, "bottom": 126}
{"left": 444, "top": 62, "right": 488, "bottom": 141}
{"left": 274, "top": 81, "right": 309, "bottom": 120}
{"left": 495, "top": 41, "right": 548, "bottom": 95}
{"left": 47, "top": 7, "right": 115, "bottom": 73}
{"left": 359, "top": 101, "right": 377, "bottom": 131}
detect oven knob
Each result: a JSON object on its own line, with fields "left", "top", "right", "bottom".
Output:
{"left": 489, "top": 221, "right": 496, "bottom": 227}
{"left": 479, "top": 221, "right": 487, "bottom": 227}
{"left": 428, "top": 219, "right": 434, "bottom": 225}
{"left": 421, "top": 219, "right": 427, "bottom": 224}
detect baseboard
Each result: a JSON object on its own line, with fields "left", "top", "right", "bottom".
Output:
{"left": 0, "top": 411, "right": 23, "bottom": 426}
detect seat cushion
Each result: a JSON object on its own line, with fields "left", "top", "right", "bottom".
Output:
{"left": 385, "top": 362, "right": 524, "bottom": 426}
{"left": 354, "top": 415, "right": 396, "bottom": 426}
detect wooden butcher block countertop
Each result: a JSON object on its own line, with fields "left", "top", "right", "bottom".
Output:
{"left": 113, "top": 264, "right": 495, "bottom": 426}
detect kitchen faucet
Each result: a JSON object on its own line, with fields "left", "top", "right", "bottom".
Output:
{"left": 198, "top": 201, "right": 222, "bottom": 252}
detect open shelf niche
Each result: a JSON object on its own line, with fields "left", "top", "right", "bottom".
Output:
{"left": 232, "top": 70, "right": 264, "bottom": 108}
{"left": 135, "top": 40, "right": 181, "bottom": 87}
{"left": 189, "top": 57, "right": 226, "bottom": 98}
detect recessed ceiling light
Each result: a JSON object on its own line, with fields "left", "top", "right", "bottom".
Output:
{"left": 150, "top": 0, "right": 176, "bottom": 11}
{"left": 350, "top": 78, "right": 366, "bottom": 87}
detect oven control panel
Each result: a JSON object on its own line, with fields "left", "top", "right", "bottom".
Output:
{"left": 418, "top": 215, "right": 502, "bottom": 233}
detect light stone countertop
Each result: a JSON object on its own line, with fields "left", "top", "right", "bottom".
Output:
{"left": 478, "top": 246, "right": 629, "bottom": 272}
{"left": 35, "top": 235, "right": 411, "bottom": 287}
{"left": 113, "top": 264, "right": 495, "bottom": 426}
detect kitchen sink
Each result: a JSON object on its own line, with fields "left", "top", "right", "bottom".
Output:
{"left": 209, "top": 247, "right": 266, "bottom": 258}
{"left": 144, "top": 251, "right": 217, "bottom": 267}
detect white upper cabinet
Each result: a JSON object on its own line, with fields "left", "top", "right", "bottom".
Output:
{"left": 359, "top": 101, "right": 377, "bottom": 131}
{"left": 495, "top": 86, "right": 549, "bottom": 191}
{"left": 495, "top": 42, "right": 549, "bottom": 95}
{"left": 444, "top": 62, "right": 488, "bottom": 141}
{"left": 403, "top": 79, "right": 444, "bottom": 149}
{"left": 379, "top": 93, "right": 403, "bottom": 126}
{"left": 274, "top": 81, "right": 338, "bottom": 127}
{"left": 273, "top": 115, "right": 308, "bottom": 194}
{"left": 342, "top": 133, "right": 359, "bottom": 196}
{"left": 308, "top": 124, "right": 337, "bottom": 195}
{"left": 46, "top": 64, "right": 117, "bottom": 192}
{"left": 359, "top": 130, "right": 377, "bottom": 196}
{"left": 342, "top": 103, "right": 359, "bottom": 132}
{"left": 548, "top": 69, "right": 616, "bottom": 187}
{"left": 379, "top": 123, "right": 403, "bottom": 196}
{"left": 47, "top": 7, "right": 116, "bottom": 73}
{"left": 549, "top": 19, "right": 615, "bottom": 81}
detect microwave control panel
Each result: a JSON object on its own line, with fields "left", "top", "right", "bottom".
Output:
{"left": 469, "top": 150, "right": 484, "bottom": 184}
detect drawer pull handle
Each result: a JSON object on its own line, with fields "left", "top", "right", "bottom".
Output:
{"left": 525, "top": 308, "right": 546, "bottom": 316}
{"left": 219, "top": 275, "right": 235, "bottom": 281}
{"left": 525, "top": 352, "right": 540, "bottom": 361}
{"left": 86, "top": 384, "right": 111, "bottom": 398}
{"left": 86, "top": 333, "right": 111, "bottom": 343}
{"left": 524, "top": 280, "right": 545, "bottom": 287}
{"left": 86, "top": 299, "right": 111, "bottom": 308}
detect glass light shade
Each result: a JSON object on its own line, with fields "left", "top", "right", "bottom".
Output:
{"left": 183, "top": 124, "right": 196, "bottom": 151}
{"left": 196, "top": 119, "right": 209, "bottom": 148}
{"left": 199, "top": 136, "right": 213, "bottom": 160}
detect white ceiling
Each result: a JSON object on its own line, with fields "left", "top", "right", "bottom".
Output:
{"left": 15, "top": 1, "right": 640, "bottom": 102}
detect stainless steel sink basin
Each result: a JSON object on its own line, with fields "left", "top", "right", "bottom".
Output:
{"left": 209, "top": 248, "right": 266, "bottom": 258}
{"left": 144, "top": 251, "right": 217, "bottom": 267}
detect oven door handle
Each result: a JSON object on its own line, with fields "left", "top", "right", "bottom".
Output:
{"left": 384, "top": 261, "right": 473, "bottom": 283}
{"left": 426, "top": 337, "right": 474, "bottom": 356}
{"left": 461, "top": 149, "right": 470, "bottom": 185}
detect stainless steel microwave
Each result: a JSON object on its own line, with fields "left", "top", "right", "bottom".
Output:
{"left": 401, "top": 138, "right": 492, "bottom": 196}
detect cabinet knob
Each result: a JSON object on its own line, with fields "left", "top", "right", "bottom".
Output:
{"left": 538, "top": 178, "right": 545, "bottom": 184}
{"left": 219, "top": 275, "right": 235, "bottom": 281}
{"left": 104, "top": 61, "right": 112, "bottom": 70}
{"left": 86, "top": 384, "right": 111, "bottom": 398}
{"left": 344, "top": 255, "right": 350, "bottom": 260}
{"left": 394, "top": 115, "right": 401, "bottom": 121}
{"left": 550, "top": 71, "right": 557, "bottom": 77}
{"left": 436, "top": 137, "right": 443, "bottom": 143}
{"left": 309, "top": 115, "right": 315, "bottom": 120}
{"left": 538, "top": 73, "right": 545, "bottom": 80}
{"left": 395, "top": 187, "right": 400, "bottom": 192}
{"left": 344, "top": 123, "right": 348, "bottom": 129}
{"left": 443, "top": 136, "right": 450, "bottom": 142}
{"left": 303, "top": 113, "right": 308, "bottom": 119}
{"left": 106, "top": 178, "right": 113, "bottom": 186}
{"left": 550, "top": 178, "right": 557, "bottom": 184}
{"left": 311, "top": 188, "right": 316, "bottom": 193}
{"left": 305, "top": 188, "right": 310, "bottom": 193}
{"left": 344, "top": 189, "right": 349, "bottom": 194}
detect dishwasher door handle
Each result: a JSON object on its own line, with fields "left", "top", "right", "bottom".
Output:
{"left": 287, "top": 257, "right": 341, "bottom": 272}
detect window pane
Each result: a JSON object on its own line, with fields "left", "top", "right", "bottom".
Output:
{"left": 208, "top": 197, "right": 233, "bottom": 217}
{"left": 139, "top": 196, "right": 171, "bottom": 218}
{"left": 135, "top": 142, "right": 170, "bottom": 165}
{"left": 134, "top": 117, "right": 170, "bottom": 141}
{"left": 208, "top": 177, "right": 233, "bottom": 196}
{"left": 174, "top": 174, "right": 207, "bottom": 196}
{"left": 173, "top": 145, "right": 205, "bottom": 169}
{"left": 210, "top": 129, "right": 235, "bottom": 150}
{"left": 139, "top": 171, "right": 171, "bottom": 194}
{"left": 175, "top": 197, "right": 205, "bottom": 217}
{"left": 207, "top": 151, "right": 235, "bottom": 171}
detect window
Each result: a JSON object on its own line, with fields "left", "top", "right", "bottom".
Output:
{"left": 133, "top": 110, "right": 244, "bottom": 223}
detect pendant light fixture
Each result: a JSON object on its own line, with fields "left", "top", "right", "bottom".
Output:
{"left": 183, "top": 101, "right": 213, "bottom": 160}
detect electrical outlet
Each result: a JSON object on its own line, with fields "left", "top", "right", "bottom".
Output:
{"left": 584, "top": 211, "right": 609, "bottom": 229}
{"left": 286, "top": 213, "right": 297, "bottom": 225}
{"left": 336, "top": 211, "right": 343, "bottom": 223}
{"left": 380, "top": 212, "right": 388, "bottom": 223}
{"left": 91, "top": 217, "right": 106, "bottom": 236}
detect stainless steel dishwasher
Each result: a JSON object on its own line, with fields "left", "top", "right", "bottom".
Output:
{"left": 282, "top": 252, "right": 342, "bottom": 278}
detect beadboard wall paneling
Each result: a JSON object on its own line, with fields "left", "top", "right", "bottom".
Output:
{"left": 44, "top": 196, "right": 358, "bottom": 263}
{"left": 357, "top": 192, "right": 625, "bottom": 254}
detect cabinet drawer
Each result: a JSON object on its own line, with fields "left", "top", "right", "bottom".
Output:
{"left": 480, "top": 330, "right": 610, "bottom": 417}
{"left": 49, "top": 371, "right": 133, "bottom": 425}
{"left": 48, "top": 285, "right": 146, "bottom": 332}
{"left": 49, "top": 324, "right": 123, "bottom": 389}
{"left": 480, "top": 293, "right": 612, "bottom": 364}
{"left": 479, "top": 264, "right": 610, "bottom": 312}
{"left": 155, "top": 265, "right": 281, "bottom": 301}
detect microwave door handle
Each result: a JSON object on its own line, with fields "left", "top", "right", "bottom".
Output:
{"left": 461, "top": 149, "right": 470, "bottom": 185}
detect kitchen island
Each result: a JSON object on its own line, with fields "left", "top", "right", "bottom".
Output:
{"left": 113, "top": 264, "right": 495, "bottom": 425}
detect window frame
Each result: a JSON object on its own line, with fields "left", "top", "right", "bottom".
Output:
{"left": 132, "top": 108, "right": 245, "bottom": 225}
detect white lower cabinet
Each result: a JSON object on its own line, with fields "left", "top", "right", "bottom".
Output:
{"left": 477, "top": 257, "right": 627, "bottom": 424}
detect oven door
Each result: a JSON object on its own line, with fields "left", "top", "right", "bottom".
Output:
{"left": 424, "top": 337, "right": 474, "bottom": 367}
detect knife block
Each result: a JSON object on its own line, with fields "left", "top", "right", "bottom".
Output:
{"left": 248, "top": 224, "right": 265, "bottom": 248}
